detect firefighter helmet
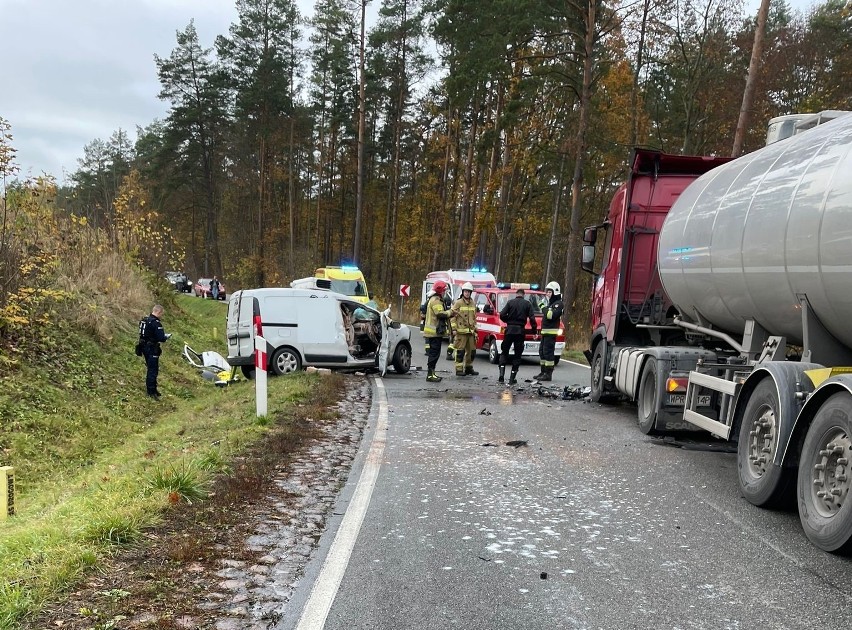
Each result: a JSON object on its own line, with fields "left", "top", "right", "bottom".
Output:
{"left": 433, "top": 281, "right": 448, "bottom": 296}
{"left": 545, "top": 281, "right": 561, "bottom": 296}
{"left": 461, "top": 282, "right": 474, "bottom": 293}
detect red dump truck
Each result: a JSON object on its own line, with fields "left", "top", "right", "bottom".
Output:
{"left": 582, "top": 113, "right": 852, "bottom": 553}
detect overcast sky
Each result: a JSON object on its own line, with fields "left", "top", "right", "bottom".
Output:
{"left": 0, "top": 0, "right": 346, "bottom": 182}
{"left": 1, "top": 0, "right": 816, "bottom": 182}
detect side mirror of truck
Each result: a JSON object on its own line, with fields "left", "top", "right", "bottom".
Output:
{"left": 581, "top": 245, "right": 597, "bottom": 274}
{"left": 583, "top": 226, "right": 597, "bottom": 245}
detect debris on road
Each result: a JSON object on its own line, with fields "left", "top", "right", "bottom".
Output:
{"left": 505, "top": 440, "right": 528, "bottom": 448}
{"left": 479, "top": 408, "right": 492, "bottom": 415}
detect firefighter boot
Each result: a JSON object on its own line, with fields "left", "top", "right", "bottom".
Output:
{"left": 498, "top": 366, "right": 505, "bottom": 384}
{"left": 456, "top": 351, "right": 466, "bottom": 376}
{"left": 539, "top": 366, "right": 553, "bottom": 382}
{"left": 508, "top": 369, "right": 518, "bottom": 386}
{"left": 533, "top": 365, "right": 546, "bottom": 380}
{"left": 465, "top": 365, "right": 479, "bottom": 376}
{"left": 427, "top": 370, "right": 443, "bottom": 383}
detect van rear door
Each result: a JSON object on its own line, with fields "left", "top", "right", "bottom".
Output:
{"left": 226, "top": 291, "right": 259, "bottom": 364}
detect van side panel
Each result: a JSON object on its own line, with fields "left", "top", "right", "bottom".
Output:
{"left": 297, "top": 296, "right": 349, "bottom": 362}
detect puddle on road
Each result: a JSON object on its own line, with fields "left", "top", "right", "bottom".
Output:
{"left": 408, "top": 387, "right": 520, "bottom": 404}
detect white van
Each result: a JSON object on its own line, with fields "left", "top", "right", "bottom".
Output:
{"left": 225, "top": 288, "right": 412, "bottom": 377}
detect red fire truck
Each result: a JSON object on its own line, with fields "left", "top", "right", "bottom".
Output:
{"left": 474, "top": 283, "right": 566, "bottom": 364}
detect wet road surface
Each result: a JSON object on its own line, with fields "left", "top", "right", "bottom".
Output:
{"left": 280, "top": 332, "right": 852, "bottom": 630}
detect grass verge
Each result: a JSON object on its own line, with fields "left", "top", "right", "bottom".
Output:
{"left": 0, "top": 294, "right": 323, "bottom": 628}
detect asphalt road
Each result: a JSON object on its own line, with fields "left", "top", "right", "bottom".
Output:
{"left": 281, "top": 331, "right": 852, "bottom": 630}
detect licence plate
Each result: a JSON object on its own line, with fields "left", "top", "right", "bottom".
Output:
{"left": 667, "top": 394, "right": 711, "bottom": 406}
{"left": 524, "top": 342, "right": 539, "bottom": 351}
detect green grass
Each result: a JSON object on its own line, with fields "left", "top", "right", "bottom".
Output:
{"left": 561, "top": 347, "right": 589, "bottom": 365}
{"left": 0, "top": 294, "right": 318, "bottom": 628}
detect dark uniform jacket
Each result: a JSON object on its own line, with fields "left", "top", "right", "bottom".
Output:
{"left": 139, "top": 314, "right": 167, "bottom": 355}
{"left": 541, "top": 295, "right": 564, "bottom": 333}
{"left": 500, "top": 296, "right": 537, "bottom": 336}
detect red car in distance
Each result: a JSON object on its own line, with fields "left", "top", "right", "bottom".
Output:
{"left": 194, "top": 278, "right": 227, "bottom": 300}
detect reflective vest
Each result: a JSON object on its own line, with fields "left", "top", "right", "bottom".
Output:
{"left": 423, "top": 295, "right": 448, "bottom": 338}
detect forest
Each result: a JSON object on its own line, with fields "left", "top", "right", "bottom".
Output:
{"left": 3, "top": 0, "right": 852, "bottom": 337}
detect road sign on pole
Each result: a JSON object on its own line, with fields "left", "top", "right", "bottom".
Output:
{"left": 398, "top": 284, "right": 410, "bottom": 321}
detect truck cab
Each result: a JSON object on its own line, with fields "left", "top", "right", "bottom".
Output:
{"left": 581, "top": 149, "right": 732, "bottom": 402}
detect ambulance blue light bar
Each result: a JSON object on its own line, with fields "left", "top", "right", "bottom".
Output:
{"left": 467, "top": 267, "right": 488, "bottom": 273}
{"left": 496, "top": 282, "right": 541, "bottom": 290}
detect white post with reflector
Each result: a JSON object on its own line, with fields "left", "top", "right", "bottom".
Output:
{"left": 255, "top": 335, "right": 268, "bottom": 418}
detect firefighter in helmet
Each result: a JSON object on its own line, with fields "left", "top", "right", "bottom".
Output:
{"left": 534, "top": 281, "right": 564, "bottom": 381}
{"left": 451, "top": 282, "right": 479, "bottom": 377}
{"left": 423, "top": 281, "right": 452, "bottom": 382}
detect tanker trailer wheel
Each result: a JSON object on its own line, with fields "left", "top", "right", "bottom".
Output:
{"left": 589, "top": 344, "right": 607, "bottom": 403}
{"left": 636, "top": 360, "right": 660, "bottom": 435}
{"left": 737, "top": 379, "right": 795, "bottom": 508}
{"left": 797, "top": 391, "right": 852, "bottom": 554}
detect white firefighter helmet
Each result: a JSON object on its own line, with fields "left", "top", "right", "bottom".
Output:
{"left": 461, "top": 282, "right": 474, "bottom": 293}
{"left": 545, "top": 281, "right": 561, "bottom": 296}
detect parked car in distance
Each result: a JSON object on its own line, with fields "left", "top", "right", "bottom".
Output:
{"left": 226, "top": 288, "right": 412, "bottom": 378}
{"left": 194, "top": 277, "right": 227, "bottom": 300}
{"left": 165, "top": 271, "right": 192, "bottom": 293}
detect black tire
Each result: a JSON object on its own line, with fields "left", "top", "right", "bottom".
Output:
{"left": 269, "top": 346, "right": 302, "bottom": 375}
{"left": 241, "top": 365, "right": 256, "bottom": 380}
{"left": 797, "top": 391, "right": 852, "bottom": 553}
{"left": 393, "top": 343, "right": 412, "bottom": 374}
{"left": 637, "top": 359, "right": 660, "bottom": 435}
{"left": 737, "top": 378, "right": 795, "bottom": 508}
{"left": 589, "top": 343, "right": 606, "bottom": 403}
{"left": 489, "top": 339, "right": 499, "bottom": 365}
{"left": 553, "top": 356, "right": 560, "bottom": 366}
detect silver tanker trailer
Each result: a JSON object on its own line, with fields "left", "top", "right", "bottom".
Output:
{"left": 582, "top": 112, "right": 852, "bottom": 553}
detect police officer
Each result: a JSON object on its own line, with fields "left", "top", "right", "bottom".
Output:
{"left": 534, "top": 281, "right": 564, "bottom": 381}
{"left": 451, "top": 282, "right": 479, "bottom": 377}
{"left": 139, "top": 304, "right": 172, "bottom": 398}
{"left": 423, "top": 281, "right": 452, "bottom": 382}
{"left": 498, "top": 288, "right": 537, "bottom": 385}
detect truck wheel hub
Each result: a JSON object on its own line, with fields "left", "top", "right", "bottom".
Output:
{"left": 747, "top": 406, "right": 776, "bottom": 477}
{"left": 811, "top": 431, "right": 851, "bottom": 517}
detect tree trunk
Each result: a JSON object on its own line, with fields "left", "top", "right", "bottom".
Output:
{"left": 564, "top": 0, "right": 596, "bottom": 316}
{"left": 544, "top": 152, "right": 566, "bottom": 284}
{"left": 732, "top": 0, "right": 771, "bottom": 157}
{"left": 353, "top": 0, "right": 368, "bottom": 263}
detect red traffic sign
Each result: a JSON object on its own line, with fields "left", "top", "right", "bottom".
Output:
{"left": 399, "top": 284, "right": 410, "bottom": 297}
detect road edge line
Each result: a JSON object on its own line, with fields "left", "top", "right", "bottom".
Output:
{"left": 294, "top": 376, "right": 388, "bottom": 630}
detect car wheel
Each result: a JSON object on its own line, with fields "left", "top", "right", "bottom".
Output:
{"left": 553, "top": 356, "right": 560, "bottom": 366}
{"left": 737, "top": 378, "right": 795, "bottom": 508}
{"left": 241, "top": 365, "right": 256, "bottom": 380}
{"left": 393, "top": 343, "right": 411, "bottom": 374}
{"left": 270, "top": 347, "right": 301, "bottom": 375}
{"left": 489, "top": 339, "right": 499, "bottom": 365}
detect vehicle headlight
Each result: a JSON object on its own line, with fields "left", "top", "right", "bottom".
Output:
{"left": 557, "top": 328, "right": 564, "bottom": 335}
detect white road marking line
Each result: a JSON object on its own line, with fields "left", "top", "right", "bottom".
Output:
{"left": 563, "top": 359, "right": 590, "bottom": 369}
{"left": 295, "top": 377, "right": 389, "bottom": 630}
